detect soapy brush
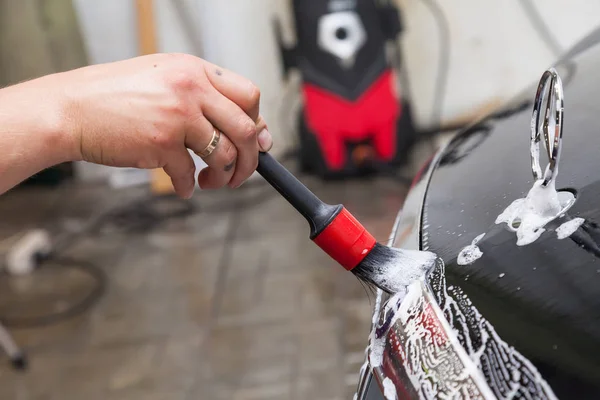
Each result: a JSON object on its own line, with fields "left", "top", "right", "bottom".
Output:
{"left": 256, "top": 151, "right": 438, "bottom": 294}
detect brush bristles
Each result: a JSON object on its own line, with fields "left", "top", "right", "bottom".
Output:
{"left": 352, "top": 243, "right": 438, "bottom": 294}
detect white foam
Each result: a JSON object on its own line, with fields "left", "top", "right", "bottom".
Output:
{"left": 383, "top": 377, "right": 398, "bottom": 400}
{"left": 556, "top": 217, "right": 585, "bottom": 239}
{"left": 457, "top": 233, "right": 485, "bottom": 266}
{"left": 368, "top": 334, "right": 385, "bottom": 368}
{"left": 374, "top": 248, "right": 437, "bottom": 293}
{"left": 368, "top": 260, "right": 558, "bottom": 399}
{"left": 369, "top": 290, "right": 404, "bottom": 368}
{"left": 496, "top": 179, "right": 562, "bottom": 246}
{"left": 439, "top": 272, "right": 558, "bottom": 399}
{"left": 372, "top": 292, "right": 383, "bottom": 324}
{"left": 457, "top": 245, "right": 483, "bottom": 266}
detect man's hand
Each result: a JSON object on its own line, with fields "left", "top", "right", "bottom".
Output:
{"left": 50, "top": 53, "right": 272, "bottom": 198}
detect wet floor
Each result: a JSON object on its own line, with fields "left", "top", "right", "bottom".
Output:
{"left": 0, "top": 163, "right": 410, "bottom": 400}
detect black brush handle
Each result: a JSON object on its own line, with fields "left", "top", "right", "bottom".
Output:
{"left": 256, "top": 151, "right": 342, "bottom": 238}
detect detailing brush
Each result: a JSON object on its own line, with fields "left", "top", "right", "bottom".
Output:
{"left": 256, "top": 152, "right": 438, "bottom": 294}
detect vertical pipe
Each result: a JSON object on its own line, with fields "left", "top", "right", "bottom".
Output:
{"left": 135, "top": 0, "right": 157, "bottom": 55}
{"left": 135, "top": 0, "right": 175, "bottom": 194}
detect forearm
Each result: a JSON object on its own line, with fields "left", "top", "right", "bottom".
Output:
{"left": 0, "top": 74, "right": 79, "bottom": 195}
{"left": 0, "top": 54, "right": 273, "bottom": 198}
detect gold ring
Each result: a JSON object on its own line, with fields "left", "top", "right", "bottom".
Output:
{"left": 197, "top": 129, "right": 221, "bottom": 158}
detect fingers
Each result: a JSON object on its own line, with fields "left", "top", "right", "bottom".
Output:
{"left": 203, "top": 62, "right": 260, "bottom": 121}
{"left": 203, "top": 61, "right": 273, "bottom": 155}
{"left": 201, "top": 87, "right": 259, "bottom": 188}
{"left": 162, "top": 149, "right": 197, "bottom": 199}
{"left": 185, "top": 114, "right": 238, "bottom": 189}
{"left": 255, "top": 115, "right": 273, "bottom": 152}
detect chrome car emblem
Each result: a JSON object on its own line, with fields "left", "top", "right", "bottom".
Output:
{"left": 530, "top": 67, "right": 564, "bottom": 187}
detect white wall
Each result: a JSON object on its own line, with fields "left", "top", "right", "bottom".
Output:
{"left": 72, "top": 0, "right": 295, "bottom": 185}
{"left": 396, "top": 0, "right": 600, "bottom": 129}
{"left": 71, "top": 0, "right": 600, "bottom": 183}
{"left": 72, "top": 0, "right": 206, "bottom": 184}
{"left": 193, "top": 0, "right": 295, "bottom": 151}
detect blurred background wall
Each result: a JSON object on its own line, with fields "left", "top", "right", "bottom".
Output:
{"left": 2, "top": 0, "right": 600, "bottom": 184}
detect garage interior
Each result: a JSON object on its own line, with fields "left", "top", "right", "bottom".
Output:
{"left": 0, "top": 1, "right": 598, "bottom": 399}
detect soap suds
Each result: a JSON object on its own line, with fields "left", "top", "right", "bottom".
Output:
{"left": 429, "top": 262, "right": 558, "bottom": 399}
{"left": 457, "top": 233, "right": 485, "bottom": 265}
{"left": 382, "top": 377, "right": 398, "bottom": 400}
{"left": 496, "top": 179, "right": 563, "bottom": 246}
{"left": 372, "top": 248, "right": 437, "bottom": 293}
{"left": 368, "top": 289, "right": 405, "bottom": 368}
{"left": 372, "top": 292, "right": 383, "bottom": 324}
{"left": 368, "top": 259, "right": 558, "bottom": 399}
{"left": 369, "top": 335, "right": 384, "bottom": 368}
{"left": 458, "top": 245, "right": 482, "bottom": 265}
{"left": 556, "top": 217, "right": 585, "bottom": 239}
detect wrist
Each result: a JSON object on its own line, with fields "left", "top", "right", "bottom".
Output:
{"left": 0, "top": 70, "right": 90, "bottom": 194}
{"left": 0, "top": 74, "right": 80, "bottom": 167}
{"left": 44, "top": 72, "right": 84, "bottom": 164}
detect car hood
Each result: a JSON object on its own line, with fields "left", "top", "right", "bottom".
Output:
{"left": 422, "top": 32, "right": 600, "bottom": 397}
{"left": 359, "top": 27, "right": 600, "bottom": 400}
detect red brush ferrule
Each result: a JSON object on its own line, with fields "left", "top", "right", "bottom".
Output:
{"left": 312, "top": 207, "right": 376, "bottom": 271}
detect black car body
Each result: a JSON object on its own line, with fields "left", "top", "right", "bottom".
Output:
{"left": 355, "top": 26, "right": 600, "bottom": 400}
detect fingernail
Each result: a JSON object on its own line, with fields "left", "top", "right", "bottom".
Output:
{"left": 258, "top": 128, "right": 273, "bottom": 151}
{"left": 228, "top": 179, "right": 243, "bottom": 189}
{"left": 185, "top": 186, "right": 194, "bottom": 199}
{"left": 184, "top": 179, "right": 195, "bottom": 199}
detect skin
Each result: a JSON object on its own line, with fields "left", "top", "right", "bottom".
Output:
{"left": 0, "top": 53, "right": 273, "bottom": 198}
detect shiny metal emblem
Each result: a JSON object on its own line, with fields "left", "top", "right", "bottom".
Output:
{"left": 530, "top": 68, "right": 564, "bottom": 187}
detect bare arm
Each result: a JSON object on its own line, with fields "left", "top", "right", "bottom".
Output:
{"left": 0, "top": 53, "right": 272, "bottom": 197}
{"left": 0, "top": 75, "right": 78, "bottom": 194}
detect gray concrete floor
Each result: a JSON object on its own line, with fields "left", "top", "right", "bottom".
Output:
{"left": 0, "top": 160, "right": 413, "bottom": 400}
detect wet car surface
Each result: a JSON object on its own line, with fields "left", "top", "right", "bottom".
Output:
{"left": 356, "top": 26, "right": 600, "bottom": 400}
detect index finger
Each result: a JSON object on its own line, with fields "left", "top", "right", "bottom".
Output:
{"left": 203, "top": 62, "right": 260, "bottom": 121}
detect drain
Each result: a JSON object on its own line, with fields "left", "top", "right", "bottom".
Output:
{"left": 511, "top": 218, "right": 522, "bottom": 230}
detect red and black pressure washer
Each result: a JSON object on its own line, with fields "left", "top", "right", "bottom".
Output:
{"left": 274, "top": 0, "right": 417, "bottom": 179}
